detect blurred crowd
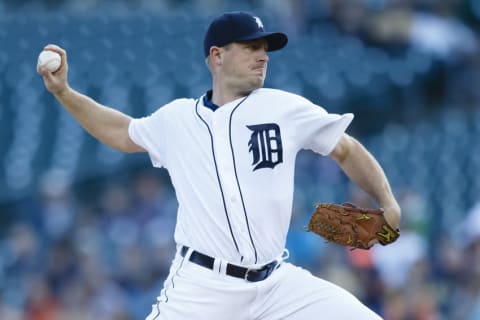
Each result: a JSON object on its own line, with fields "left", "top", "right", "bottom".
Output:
{"left": 1, "top": 0, "right": 480, "bottom": 319}
{"left": 0, "top": 168, "right": 178, "bottom": 319}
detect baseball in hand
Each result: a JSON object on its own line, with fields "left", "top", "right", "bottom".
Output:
{"left": 37, "top": 50, "right": 61, "bottom": 72}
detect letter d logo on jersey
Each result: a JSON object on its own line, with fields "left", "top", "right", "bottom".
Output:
{"left": 247, "top": 123, "right": 283, "bottom": 171}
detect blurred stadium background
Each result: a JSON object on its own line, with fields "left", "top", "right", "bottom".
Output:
{"left": 1, "top": 0, "right": 480, "bottom": 319}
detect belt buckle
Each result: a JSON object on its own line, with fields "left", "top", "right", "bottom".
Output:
{"left": 244, "top": 265, "right": 269, "bottom": 282}
{"left": 244, "top": 268, "right": 254, "bottom": 281}
{"left": 243, "top": 261, "right": 278, "bottom": 282}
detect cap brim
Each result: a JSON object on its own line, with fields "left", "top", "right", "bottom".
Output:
{"left": 235, "top": 31, "right": 288, "bottom": 52}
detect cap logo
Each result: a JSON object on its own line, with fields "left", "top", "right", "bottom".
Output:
{"left": 254, "top": 16, "right": 264, "bottom": 29}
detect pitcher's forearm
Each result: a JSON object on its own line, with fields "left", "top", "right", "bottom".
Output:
{"left": 333, "top": 136, "right": 401, "bottom": 229}
{"left": 342, "top": 143, "right": 393, "bottom": 203}
{"left": 54, "top": 87, "right": 138, "bottom": 152}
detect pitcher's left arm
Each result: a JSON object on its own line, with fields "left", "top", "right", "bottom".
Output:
{"left": 329, "top": 134, "right": 401, "bottom": 230}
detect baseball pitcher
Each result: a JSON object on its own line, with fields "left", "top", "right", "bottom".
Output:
{"left": 38, "top": 11, "right": 401, "bottom": 320}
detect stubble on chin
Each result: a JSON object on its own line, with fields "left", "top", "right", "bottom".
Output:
{"left": 239, "top": 79, "right": 264, "bottom": 96}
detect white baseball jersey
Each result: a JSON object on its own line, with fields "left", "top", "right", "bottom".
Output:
{"left": 128, "top": 88, "right": 353, "bottom": 266}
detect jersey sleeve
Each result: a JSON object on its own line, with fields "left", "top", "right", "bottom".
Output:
{"left": 128, "top": 108, "right": 167, "bottom": 168}
{"left": 292, "top": 96, "right": 354, "bottom": 155}
{"left": 303, "top": 112, "right": 353, "bottom": 155}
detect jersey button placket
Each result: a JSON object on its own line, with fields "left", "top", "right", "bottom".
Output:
{"left": 212, "top": 110, "right": 253, "bottom": 263}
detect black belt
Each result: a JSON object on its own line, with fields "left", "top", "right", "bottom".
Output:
{"left": 180, "top": 246, "right": 279, "bottom": 282}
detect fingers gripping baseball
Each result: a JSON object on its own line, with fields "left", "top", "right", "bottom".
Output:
{"left": 306, "top": 203, "right": 400, "bottom": 250}
{"left": 37, "top": 44, "right": 69, "bottom": 96}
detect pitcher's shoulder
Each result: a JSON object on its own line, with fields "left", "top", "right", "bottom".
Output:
{"left": 254, "top": 88, "right": 312, "bottom": 105}
{"left": 157, "top": 97, "right": 197, "bottom": 112}
{"left": 167, "top": 98, "right": 197, "bottom": 108}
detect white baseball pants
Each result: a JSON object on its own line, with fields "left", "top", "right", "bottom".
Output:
{"left": 146, "top": 248, "right": 382, "bottom": 320}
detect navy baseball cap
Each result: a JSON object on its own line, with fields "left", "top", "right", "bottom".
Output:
{"left": 203, "top": 12, "right": 288, "bottom": 57}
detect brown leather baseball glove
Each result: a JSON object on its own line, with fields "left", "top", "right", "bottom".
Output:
{"left": 306, "top": 202, "right": 400, "bottom": 249}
